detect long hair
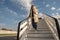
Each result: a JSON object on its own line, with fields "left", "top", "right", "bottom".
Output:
{"left": 29, "top": 5, "right": 34, "bottom": 17}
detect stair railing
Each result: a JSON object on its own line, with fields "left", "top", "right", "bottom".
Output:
{"left": 17, "top": 17, "right": 31, "bottom": 40}
{"left": 41, "top": 14, "right": 60, "bottom": 40}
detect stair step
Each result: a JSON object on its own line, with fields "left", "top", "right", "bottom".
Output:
{"left": 27, "top": 33, "right": 53, "bottom": 38}
{"left": 29, "top": 28, "right": 50, "bottom": 31}
{"left": 26, "top": 38, "right": 54, "bottom": 40}
{"left": 37, "top": 26, "right": 48, "bottom": 28}
{"left": 27, "top": 31, "right": 51, "bottom": 33}
{"left": 30, "top": 27, "right": 49, "bottom": 29}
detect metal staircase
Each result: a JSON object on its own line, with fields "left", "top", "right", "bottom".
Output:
{"left": 17, "top": 16, "right": 60, "bottom": 40}
{"left": 17, "top": 5, "right": 60, "bottom": 40}
{"left": 26, "top": 19, "right": 55, "bottom": 40}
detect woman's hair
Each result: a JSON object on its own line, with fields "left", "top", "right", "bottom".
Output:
{"left": 31, "top": 5, "right": 38, "bottom": 14}
{"left": 31, "top": 5, "right": 35, "bottom": 10}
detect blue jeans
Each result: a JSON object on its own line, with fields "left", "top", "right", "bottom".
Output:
{"left": 32, "top": 19, "right": 37, "bottom": 30}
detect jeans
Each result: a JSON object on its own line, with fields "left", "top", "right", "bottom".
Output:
{"left": 32, "top": 19, "right": 37, "bottom": 30}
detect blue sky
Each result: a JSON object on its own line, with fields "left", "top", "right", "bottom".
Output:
{"left": 0, "top": 0, "right": 60, "bottom": 30}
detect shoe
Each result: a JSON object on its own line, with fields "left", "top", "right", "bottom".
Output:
{"left": 35, "top": 30, "right": 37, "bottom": 32}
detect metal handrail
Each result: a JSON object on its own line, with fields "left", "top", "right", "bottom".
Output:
{"left": 41, "top": 13, "right": 60, "bottom": 40}
{"left": 44, "top": 13, "right": 60, "bottom": 39}
{"left": 17, "top": 17, "right": 29, "bottom": 40}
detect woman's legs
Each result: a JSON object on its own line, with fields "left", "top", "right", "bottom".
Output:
{"left": 32, "top": 18, "right": 37, "bottom": 30}
{"left": 32, "top": 22, "right": 37, "bottom": 30}
{"left": 34, "top": 22, "right": 37, "bottom": 30}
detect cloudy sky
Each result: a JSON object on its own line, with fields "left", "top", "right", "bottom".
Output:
{"left": 0, "top": 0, "right": 60, "bottom": 30}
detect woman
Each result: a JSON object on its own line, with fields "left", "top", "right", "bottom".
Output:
{"left": 30, "top": 5, "right": 39, "bottom": 30}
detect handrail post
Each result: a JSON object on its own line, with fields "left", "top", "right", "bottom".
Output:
{"left": 53, "top": 18, "right": 60, "bottom": 39}
{"left": 17, "top": 22, "right": 21, "bottom": 40}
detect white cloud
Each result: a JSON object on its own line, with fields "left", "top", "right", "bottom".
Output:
{"left": 51, "top": 7, "right": 56, "bottom": 10}
{"left": 22, "top": 15, "right": 26, "bottom": 17}
{"left": 43, "top": 2, "right": 50, "bottom": 7}
{"left": 46, "top": 4, "right": 50, "bottom": 7}
{"left": 52, "top": 13, "right": 60, "bottom": 19}
{"left": 0, "top": 7, "right": 18, "bottom": 18}
{"left": 19, "top": 0, "right": 33, "bottom": 17}
{"left": 57, "top": 8, "right": 60, "bottom": 10}
{"left": 10, "top": 10, "right": 18, "bottom": 16}
{"left": 52, "top": 13, "right": 59, "bottom": 15}
{"left": 52, "top": 13, "right": 55, "bottom": 16}
{"left": 10, "top": 0, "right": 33, "bottom": 15}
{"left": 56, "top": 13, "right": 59, "bottom": 15}
{"left": 5, "top": 7, "right": 18, "bottom": 16}
{"left": 11, "top": 0, "right": 32, "bottom": 9}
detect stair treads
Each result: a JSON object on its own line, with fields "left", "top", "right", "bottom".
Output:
{"left": 26, "top": 38, "right": 54, "bottom": 40}
{"left": 26, "top": 19, "right": 54, "bottom": 40}
{"left": 29, "top": 28, "right": 50, "bottom": 30}
{"left": 27, "top": 33, "right": 53, "bottom": 38}
{"left": 27, "top": 31, "right": 52, "bottom": 34}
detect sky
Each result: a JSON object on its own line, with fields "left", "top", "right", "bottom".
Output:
{"left": 0, "top": 0, "right": 60, "bottom": 30}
